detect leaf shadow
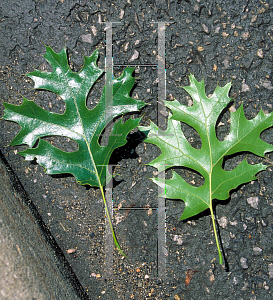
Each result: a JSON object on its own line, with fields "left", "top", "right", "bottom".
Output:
{"left": 215, "top": 100, "right": 233, "bottom": 142}
{"left": 110, "top": 130, "right": 146, "bottom": 188}
{"left": 181, "top": 207, "right": 211, "bottom": 222}
{"left": 50, "top": 173, "right": 75, "bottom": 179}
{"left": 169, "top": 166, "right": 205, "bottom": 187}
{"left": 222, "top": 150, "right": 262, "bottom": 171}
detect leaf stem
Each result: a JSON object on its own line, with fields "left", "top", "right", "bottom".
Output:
{"left": 210, "top": 206, "right": 223, "bottom": 264}
{"left": 100, "top": 186, "right": 127, "bottom": 258}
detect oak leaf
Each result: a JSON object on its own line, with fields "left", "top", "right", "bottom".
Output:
{"left": 3, "top": 46, "right": 145, "bottom": 256}
{"left": 139, "top": 74, "right": 273, "bottom": 263}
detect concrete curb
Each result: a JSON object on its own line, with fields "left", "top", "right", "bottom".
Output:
{"left": 0, "top": 150, "right": 89, "bottom": 300}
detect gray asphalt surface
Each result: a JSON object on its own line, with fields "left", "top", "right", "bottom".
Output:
{"left": 0, "top": 0, "right": 273, "bottom": 299}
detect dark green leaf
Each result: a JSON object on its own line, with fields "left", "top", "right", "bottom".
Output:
{"left": 3, "top": 46, "right": 145, "bottom": 187}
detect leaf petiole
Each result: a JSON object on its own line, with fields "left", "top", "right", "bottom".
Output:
{"left": 210, "top": 206, "right": 223, "bottom": 265}
{"left": 100, "top": 186, "right": 127, "bottom": 258}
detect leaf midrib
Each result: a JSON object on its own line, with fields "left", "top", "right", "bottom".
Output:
{"left": 48, "top": 50, "right": 101, "bottom": 186}
{"left": 49, "top": 51, "right": 134, "bottom": 186}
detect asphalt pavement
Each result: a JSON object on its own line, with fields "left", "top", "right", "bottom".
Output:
{"left": 1, "top": 0, "right": 273, "bottom": 299}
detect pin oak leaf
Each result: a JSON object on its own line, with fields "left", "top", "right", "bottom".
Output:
{"left": 3, "top": 46, "right": 146, "bottom": 256}
{"left": 139, "top": 74, "right": 273, "bottom": 264}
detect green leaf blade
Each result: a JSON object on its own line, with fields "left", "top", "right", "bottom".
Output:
{"left": 3, "top": 46, "right": 145, "bottom": 188}
{"left": 224, "top": 106, "right": 273, "bottom": 158}
{"left": 165, "top": 75, "right": 232, "bottom": 136}
{"left": 19, "top": 138, "right": 100, "bottom": 186}
{"left": 139, "top": 74, "right": 273, "bottom": 263}
{"left": 3, "top": 45, "right": 146, "bottom": 258}
{"left": 27, "top": 47, "right": 103, "bottom": 101}
{"left": 154, "top": 172, "right": 210, "bottom": 220}
{"left": 139, "top": 118, "right": 210, "bottom": 175}
{"left": 212, "top": 159, "right": 266, "bottom": 200}
{"left": 3, "top": 97, "right": 82, "bottom": 147}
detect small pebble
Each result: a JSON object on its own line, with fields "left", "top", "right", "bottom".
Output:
{"left": 241, "top": 31, "right": 250, "bottom": 40}
{"left": 193, "top": 4, "right": 199, "bottom": 12}
{"left": 202, "top": 24, "right": 210, "bottom": 34}
{"left": 67, "top": 248, "right": 76, "bottom": 254}
{"left": 124, "top": 42, "right": 129, "bottom": 52}
{"left": 263, "top": 282, "right": 269, "bottom": 290}
{"left": 209, "top": 270, "right": 215, "bottom": 282}
{"left": 147, "top": 209, "right": 153, "bottom": 216}
{"left": 128, "top": 50, "right": 139, "bottom": 62}
{"left": 215, "top": 26, "right": 221, "bottom": 34}
{"left": 257, "top": 49, "right": 263, "bottom": 58}
{"left": 257, "top": 7, "right": 266, "bottom": 14}
{"left": 240, "top": 257, "right": 248, "bottom": 269}
{"left": 241, "top": 80, "right": 250, "bottom": 92}
{"left": 81, "top": 34, "right": 92, "bottom": 44}
{"left": 229, "top": 220, "right": 237, "bottom": 226}
{"left": 233, "top": 276, "right": 239, "bottom": 284}
{"left": 167, "top": 93, "right": 174, "bottom": 100}
{"left": 261, "top": 219, "right": 267, "bottom": 227}
{"left": 218, "top": 216, "right": 228, "bottom": 228}
{"left": 188, "top": 99, "right": 193, "bottom": 106}
{"left": 229, "top": 105, "right": 236, "bottom": 112}
{"left": 260, "top": 79, "right": 273, "bottom": 90}
{"left": 222, "top": 32, "right": 229, "bottom": 38}
{"left": 222, "top": 59, "right": 230, "bottom": 68}
{"left": 91, "top": 26, "right": 97, "bottom": 36}
{"left": 119, "top": 9, "right": 124, "bottom": 19}
{"left": 253, "top": 247, "right": 262, "bottom": 255}
{"left": 173, "top": 235, "right": 183, "bottom": 245}
{"left": 247, "top": 197, "right": 259, "bottom": 209}
{"left": 250, "top": 15, "right": 257, "bottom": 24}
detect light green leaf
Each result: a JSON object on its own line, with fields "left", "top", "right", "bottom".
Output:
{"left": 139, "top": 74, "right": 273, "bottom": 264}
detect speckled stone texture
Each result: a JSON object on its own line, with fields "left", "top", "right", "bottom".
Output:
{"left": 0, "top": 0, "right": 273, "bottom": 299}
